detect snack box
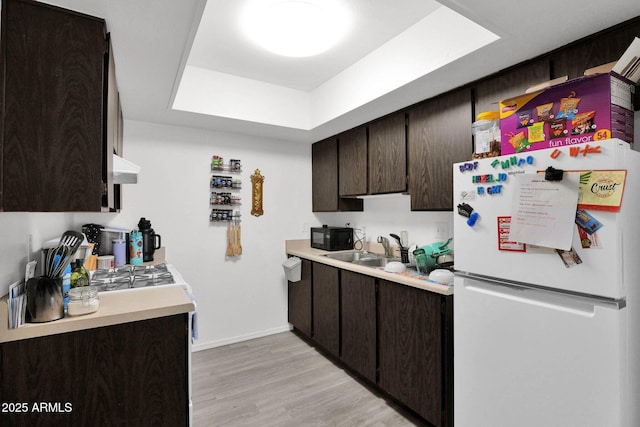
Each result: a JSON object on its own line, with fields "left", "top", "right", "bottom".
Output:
{"left": 499, "top": 72, "right": 635, "bottom": 155}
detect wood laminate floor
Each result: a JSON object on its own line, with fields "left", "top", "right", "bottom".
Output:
{"left": 192, "top": 331, "right": 426, "bottom": 427}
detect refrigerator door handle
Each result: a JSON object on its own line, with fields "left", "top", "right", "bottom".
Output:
{"left": 461, "top": 275, "right": 625, "bottom": 317}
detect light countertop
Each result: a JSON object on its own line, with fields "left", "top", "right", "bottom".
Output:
{"left": 285, "top": 239, "right": 453, "bottom": 296}
{"left": 1, "top": 284, "right": 195, "bottom": 343}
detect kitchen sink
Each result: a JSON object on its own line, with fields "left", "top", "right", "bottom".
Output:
{"left": 323, "top": 251, "right": 401, "bottom": 268}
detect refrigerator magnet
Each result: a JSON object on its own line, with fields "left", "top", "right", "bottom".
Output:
{"left": 497, "top": 216, "right": 526, "bottom": 252}
{"left": 577, "top": 170, "right": 626, "bottom": 212}
{"left": 575, "top": 209, "right": 604, "bottom": 235}
{"left": 555, "top": 248, "right": 583, "bottom": 268}
{"left": 577, "top": 226, "right": 601, "bottom": 249}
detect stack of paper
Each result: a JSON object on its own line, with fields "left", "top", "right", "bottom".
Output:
{"left": 8, "top": 280, "right": 26, "bottom": 329}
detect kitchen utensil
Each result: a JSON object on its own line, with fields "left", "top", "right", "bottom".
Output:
{"left": 428, "top": 269, "right": 454, "bottom": 285}
{"left": 413, "top": 247, "right": 431, "bottom": 274}
{"left": 233, "top": 224, "right": 242, "bottom": 256}
{"left": 49, "top": 247, "right": 70, "bottom": 278}
{"left": 390, "top": 233, "right": 403, "bottom": 247}
{"left": 408, "top": 244, "right": 418, "bottom": 265}
{"left": 436, "top": 253, "right": 455, "bottom": 268}
{"left": 400, "top": 231, "right": 408, "bottom": 247}
{"left": 26, "top": 276, "right": 64, "bottom": 322}
{"left": 416, "top": 237, "right": 454, "bottom": 273}
{"left": 384, "top": 261, "right": 407, "bottom": 273}
{"left": 226, "top": 223, "right": 233, "bottom": 256}
{"left": 54, "top": 230, "right": 84, "bottom": 276}
{"left": 43, "top": 230, "right": 84, "bottom": 278}
{"left": 60, "top": 230, "right": 85, "bottom": 254}
{"left": 82, "top": 223, "right": 103, "bottom": 255}
{"left": 85, "top": 243, "right": 97, "bottom": 271}
{"left": 426, "top": 237, "right": 453, "bottom": 255}
{"left": 390, "top": 233, "right": 410, "bottom": 263}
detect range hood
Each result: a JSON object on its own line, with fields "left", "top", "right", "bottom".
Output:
{"left": 113, "top": 154, "right": 141, "bottom": 184}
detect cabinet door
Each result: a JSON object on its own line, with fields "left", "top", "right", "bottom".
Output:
{"left": 378, "top": 280, "right": 445, "bottom": 426}
{"left": 340, "top": 270, "right": 376, "bottom": 382}
{"left": 407, "top": 89, "right": 472, "bottom": 210}
{"left": 103, "top": 34, "right": 122, "bottom": 212}
{"left": 312, "top": 137, "right": 339, "bottom": 211}
{"left": 368, "top": 112, "right": 407, "bottom": 194}
{"left": 338, "top": 126, "right": 367, "bottom": 196}
{"left": 288, "top": 258, "right": 312, "bottom": 338}
{"left": 312, "top": 138, "right": 363, "bottom": 212}
{"left": 1, "top": 0, "right": 106, "bottom": 211}
{"left": 550, "top": 19, "right": 640, "bottom": 82}
{"left": 474, "top": 59, "right": 550, "bottom": 114}
{"left": 312, "top": 262, "right": 340, "bottom": 356}
{"left": 0, "top": 314, "right": 189, "bottom": 426}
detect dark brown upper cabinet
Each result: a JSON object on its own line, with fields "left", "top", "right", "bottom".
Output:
{"left": 368, "top": 112, "right": 407, "bottom": 194}
{"left": 311, "top": 16, "right": 640, "bottom": 213}
{"left": 312, "top": 137, "right": 363, "bottom": 212}
{"left": 474, "top": 58, "right": 550, "bottom": 115}
{"left": 550, "top": 18, "right": 640, "bottom": 84}
{"left": 338, "top": 126, "right": 367, "bottom": 196}
{"left": 0, "top": 0, "right": 120, "bottom": 212}
{"left": 407, "top": 89, "right": 472, "bottom": 211}
{"left": 104, "top": 34, "right": 124, "bottom": 211}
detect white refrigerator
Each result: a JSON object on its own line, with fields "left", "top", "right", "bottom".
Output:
{"left": 453, "top": 138, "right": 639, "bottom": 427}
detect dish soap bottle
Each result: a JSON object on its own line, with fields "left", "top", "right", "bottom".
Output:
{"left": 70, "top": 259, "right": 90, "bottom": 288}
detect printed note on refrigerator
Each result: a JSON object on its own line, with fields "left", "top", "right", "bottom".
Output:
{"left": 509, "top": 173, "right": 580, "bottom": 251}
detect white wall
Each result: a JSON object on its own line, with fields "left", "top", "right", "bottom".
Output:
{"left": 0, "top": 213, "right": 74, "bottom": 293}
{"left": 111, "top": 120, "right": 320, "bottom": 350}
{"left": 0, "top": 119, "right": 453, "bottom": 350}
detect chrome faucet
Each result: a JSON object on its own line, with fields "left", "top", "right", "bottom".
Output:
{"left": 377, "top": 236, "right": 393, "bottom": 257}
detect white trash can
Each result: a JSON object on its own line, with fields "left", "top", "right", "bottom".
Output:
{"left": 282, "top": 257, "right": 302, "bottom": 282}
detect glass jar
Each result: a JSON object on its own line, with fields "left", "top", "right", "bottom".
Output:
{"left": 67, "top": 286, "right": 100, "bottom": 316}
{"left": 472, "top": 111, "right": 501, "bottom": 159}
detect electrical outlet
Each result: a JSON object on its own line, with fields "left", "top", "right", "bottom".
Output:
{"left": 435, "top": 222, "right": 448, "bottom": 239}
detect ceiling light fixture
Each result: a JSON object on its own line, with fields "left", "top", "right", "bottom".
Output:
{"left": 241, "top": 0, "right": 350, "bottom": 58}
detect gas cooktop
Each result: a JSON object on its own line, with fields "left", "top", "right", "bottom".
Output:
{"left": 91, "top": 263, "right": 176, "bottom": 292}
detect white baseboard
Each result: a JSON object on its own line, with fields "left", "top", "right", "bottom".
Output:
{"left": 192, "top": 324, "right": 293, "bottom": 352}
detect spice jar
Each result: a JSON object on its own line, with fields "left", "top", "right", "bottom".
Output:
{"left": 67, "top": 286, "right": 100, "bottom": 316}
{"left": 472, "top": 111, "right": 501, "bottom": 159}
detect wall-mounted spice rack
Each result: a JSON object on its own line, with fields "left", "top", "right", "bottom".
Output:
{"left": 212, "top": 156, "right": 242, "bottom": 173}
{"left": 210, "top": 155, "right": 242, "bottom": 223}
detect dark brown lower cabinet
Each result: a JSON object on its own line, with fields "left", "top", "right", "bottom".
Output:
{"left": 340, "top": 270, "right": 376, "bottom": 383}
{"left": 287, "top": 258, "right": 453, "bottom": 425}
{"left": 288, "top": 258, "right": 312, "bottom": 338}
{"left": 312, "top": 262, "right": 340, "bottom": 356}
{"left": 0, "top": 314, "right": 189, "bottom": 427}
{"left": 378, "top": 280, "right": 453, "bottom": 427}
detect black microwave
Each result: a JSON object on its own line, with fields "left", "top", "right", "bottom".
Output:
{"left": 311, "top": 226, "right": 354, "bottom": 251}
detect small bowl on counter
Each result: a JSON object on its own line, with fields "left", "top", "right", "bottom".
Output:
{"left": 428, "top": 269, "right": 454, "bottom": 286}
